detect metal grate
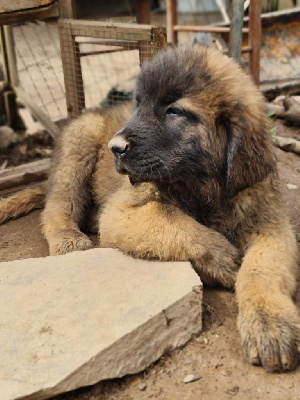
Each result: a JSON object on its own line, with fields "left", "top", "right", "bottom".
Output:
{"left": 58, "top": 19, "right": 167, "bottom": 119}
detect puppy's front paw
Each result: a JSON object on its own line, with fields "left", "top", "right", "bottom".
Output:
{"left": 192, "top": 243, "right": 241, "bottom": 289}
{"left": 238, "top": 301, "right": 300, "bottom": 372}
{"left": 49, "top": 230, "right": 93, "bottom": 255}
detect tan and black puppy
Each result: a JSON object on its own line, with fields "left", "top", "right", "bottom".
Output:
{"left": 1, "top": 45, "right": 299, "bottom": 372}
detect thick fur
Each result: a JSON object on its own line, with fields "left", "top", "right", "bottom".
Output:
{"left": 0, "top": 183, "right": 46, "bottom": 224}
{"left": 1, "top": 45, "right": 299, "bottom": 372}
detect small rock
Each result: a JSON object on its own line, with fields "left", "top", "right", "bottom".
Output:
{"left": 196, "top": 337, "right": 208, "bottom": 344}
{"left": 183, "top": 374, "right": 201, "bottom": 384}
{"left": 211, "top": 321, "right": 223, "bottom": 329}
{"left": 225, "top": 385, "right": 240, "bottom": 396}
{"left": 138, "top": 382, "right": 147, "bottom": 391}
{"left": 183, "top": 359, "right": 193, "bottom": 365}
{"left": 287, "top": 183, "right": 298, "bottom": 190}
{"left": 221, "top": 368, "right": 233, "bottom": 376}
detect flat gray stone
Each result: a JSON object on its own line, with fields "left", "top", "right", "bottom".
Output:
{"left": 0, "top": 248, "right": 202, "bottom": 400}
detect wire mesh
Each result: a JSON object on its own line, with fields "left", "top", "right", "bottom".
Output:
{"left": 12, "top": 19, "right": 166, "bottom": 122}
{"left": 13, "top": 21, "right": 66, "bottom": 122}
{"left": 79, "top": 41, "right": 140, "bottom": 110}
{"left": 58, "top": 20, "right": 166, "bottom": 118}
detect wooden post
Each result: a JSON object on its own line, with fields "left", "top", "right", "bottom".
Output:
{"left": 136, "top": 0, "right": 151, "bottom": 24}
{"left": 58, "top": 22, "right": 85, "bottom": 118}
{"left": 248, "top": 0, "right": 261, "bottom": 85}
{"left": 58, "top": 0, "right": 77, "bottom": 18}
{"left": 0, "top": 26, "right": 19, "bottom": 87}
{"left": 0, "top": 26, "right": 22, "bottom": 129}
{"left": 137, "top": 0, "right": 152, "bottom": 65}
{"left": 167, "top": 0, "right": 178, "bottom": 45}
{"left": 152, "top": 26, "right": 167, "bottom": 57}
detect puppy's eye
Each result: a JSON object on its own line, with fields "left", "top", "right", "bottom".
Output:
{"left": 165, "top": 107, "right": 183, "bottom": 116}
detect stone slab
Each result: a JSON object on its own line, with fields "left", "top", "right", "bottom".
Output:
{"left": 0, "top": 248, "right": 202, "bottom": 400}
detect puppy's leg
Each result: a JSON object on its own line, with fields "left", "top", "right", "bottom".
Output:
{"left": 100, "top": 183, "right": 241, "bottom": 289}
{"left": 42, "top": 114, "right": 104, "bottom": 255}
{"left": 42, "top": 104, "right": 133, "bottom": 256}
{"left": 236, "top": 223, "right": 299, "bottom": 372}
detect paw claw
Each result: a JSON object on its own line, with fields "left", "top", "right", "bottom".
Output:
{"left": 49, "top": 230, "right": 93, "bottom": 255}
{"left": 238, "top": 306, "right": 300, "bottom": 372}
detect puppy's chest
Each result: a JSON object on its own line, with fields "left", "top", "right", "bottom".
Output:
{"left": 159, "top": 186, "right": 232, "bottom": 231}
{"left": 159, "top": 187, "right": 241, "bottom": 245}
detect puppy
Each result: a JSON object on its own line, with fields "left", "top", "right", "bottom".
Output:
{"left": 1, "top": 45, "right": 299, "bottom": 372}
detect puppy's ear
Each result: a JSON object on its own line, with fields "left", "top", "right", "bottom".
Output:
{"left": 218, "top": 104, "right": 275, "bottom": 198}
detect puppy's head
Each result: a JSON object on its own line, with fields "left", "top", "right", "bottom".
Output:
{"left": 109, "top": 45, "right": 275, "bottom": 197}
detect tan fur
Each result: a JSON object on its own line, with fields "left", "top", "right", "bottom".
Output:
{"left": 0, "top": 183, "right": 46, "bottom": 224}
{"left": 0, "top": 46, "right": 299, "bottom": 372}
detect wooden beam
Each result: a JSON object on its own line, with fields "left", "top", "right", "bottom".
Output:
{"left": 0, "top": 0, "right": 54, "bottom": 12}
{"left": 173, "top": 25, "right": 249, "bottom": 33}
{"left": 0, "top": 2, "right": 58, "bottom": 25}
{"left": 0, "top": 159, "right": 50, "bottom": 191}
{"left": 59, "top": 19, "right": 154, "bottom": 40}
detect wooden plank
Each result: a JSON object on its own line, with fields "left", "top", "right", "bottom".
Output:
{"left": 76, "top": 37, "right": 138, "bottom": 45}
{"left": 80, "top": 47, "right": 135, "bottom": 57}
{"left": 0, "top": 0, "right": 54, "bottom": 13}
{"left": 0, "top": 3, "right": 58, "bottom": 24}
{"left": 0, "top": 158, "right": 50, "bottom": 191}
{"left": 59, "top": 19, "right": 153, "bottom": 41}
{"left": 173, "top": 25, "right": 249, "bottom": 33}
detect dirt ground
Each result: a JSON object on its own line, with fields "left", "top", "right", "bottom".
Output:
{"left": 0, "top": 125, "right": 300, "bottom": 400}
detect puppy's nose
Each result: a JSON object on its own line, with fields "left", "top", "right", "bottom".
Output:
{"left": 108, "top": 137, "right": 129, "bottom": 156}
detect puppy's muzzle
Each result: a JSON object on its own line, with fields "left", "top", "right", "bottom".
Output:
{"left": 108, "top": 137, "right": 129, "bottom": 157}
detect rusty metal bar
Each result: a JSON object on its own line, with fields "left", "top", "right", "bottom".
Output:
{"left": 228, "top": 0, "right": 244, "bottom": 62}
{"left": 249, "top": 0, "right": 261, "bottom": 85}
{"left": 167, "top": 0, "right": 178, "bottom": 45}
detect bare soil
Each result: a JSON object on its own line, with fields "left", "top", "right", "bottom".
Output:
{"left": 0, "top": 125, "right": 299, "bottom": 400}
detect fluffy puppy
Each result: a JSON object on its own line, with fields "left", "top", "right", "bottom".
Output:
{"left": 2, "top": 45, "right": 299, "bottom": 372}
